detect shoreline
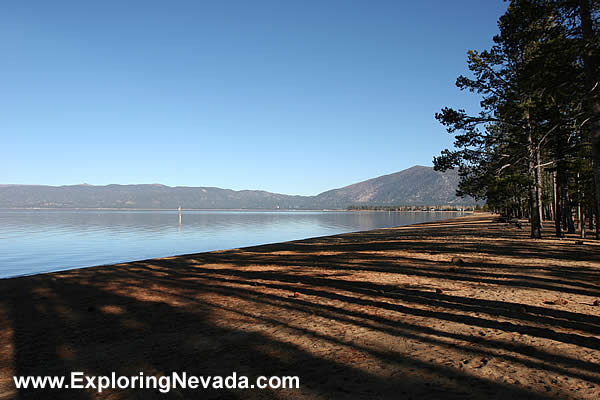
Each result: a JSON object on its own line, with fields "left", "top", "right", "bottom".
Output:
{"left": 0, "top": 207, "right": 474, "bottom": 212}
{"left": 0, "top": 211, "right": 472, "bottom": 281}
{"left": 1, "top": 213, "right": 599, "bottom": 399}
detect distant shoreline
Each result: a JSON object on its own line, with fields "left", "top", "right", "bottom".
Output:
{"left": 0, "top": 207, "right": 473, "bottom": 212}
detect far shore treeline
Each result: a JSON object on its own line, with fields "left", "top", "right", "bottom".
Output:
{"left": 346, "top": 205, "right": 478, "bottom": 212}
{"left": 435, "top": 0, "right": 600, "bottom": 239}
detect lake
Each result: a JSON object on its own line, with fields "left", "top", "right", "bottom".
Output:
{"left": 0, "top": 209, "right": 466, "bottom": 279}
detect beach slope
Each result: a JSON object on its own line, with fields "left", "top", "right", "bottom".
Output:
{"left": 1, "top": 213, "right": 599, "bottom": 399}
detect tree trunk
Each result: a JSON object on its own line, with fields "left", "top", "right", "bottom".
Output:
{"left": 580, "top": 0, "right": 600, "bottom": 239}
{"left": 554, "top": 170, "right": 562, "bottom": 237}
{"left": 558, "top": 164, "right": 570, "bottom": 232}
{"left": 536, "top": 147, "right": 544, "bottom": 224}
{"left": 528, "top": 130, "right": 542, "bottom": 238}
{"left": 576, "top": 173, "right": 586, "bottom": 238}
{"left": 566, "top": 193, "right": 576, "bottom": 233}
{"left": 547, "top": 172, "right": 554, "bottom": 220}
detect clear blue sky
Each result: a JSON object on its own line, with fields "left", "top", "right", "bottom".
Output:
{"left": 2, "top": 0, "right": 507, "bottom": 195}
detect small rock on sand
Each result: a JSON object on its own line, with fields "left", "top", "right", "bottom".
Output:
{"left": 550, "top": 298, "right": 568, "bottom": 305}
{"left": 450, "top": 257, "right": 465, "bottom": 266}
{"left": 519, "top": 305, "right": 527, "bottom": 313}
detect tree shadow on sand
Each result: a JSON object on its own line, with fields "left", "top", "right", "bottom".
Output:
{"left": 1, "top": 215, "right": 599, "bottom": 399}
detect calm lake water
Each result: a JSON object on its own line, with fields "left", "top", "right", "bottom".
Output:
{"left": 0, "top": 209, "right": 465, "bottom": 279}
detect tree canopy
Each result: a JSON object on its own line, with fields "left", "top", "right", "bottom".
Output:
{"left": 434, "top": 0, "right": 600, "bottom": 239}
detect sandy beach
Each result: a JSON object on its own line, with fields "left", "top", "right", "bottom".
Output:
{"left": 1, "top": 213, "right": 599, "bottom": 399}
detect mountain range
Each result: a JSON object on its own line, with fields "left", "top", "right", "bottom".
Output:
{"left": 0, "top": 166, "right": 473, "bottom": 209}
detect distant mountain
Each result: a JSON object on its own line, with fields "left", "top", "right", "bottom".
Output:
{"left": 0, "top": 184, "right": 310, "bottom": 209}
{"left": 0, "top": 166, "right": 473, "bottom": 209}
{"left": 313, "top": 165, "right": 468, "bottom": 208}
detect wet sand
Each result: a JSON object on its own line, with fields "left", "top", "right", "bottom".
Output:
{"left": 0, "top": 213, "right": 599, "bottom": 399}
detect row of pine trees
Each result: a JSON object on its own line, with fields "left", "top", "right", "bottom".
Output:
{"left": 434, "top": 0, "right": 600, "bottom": 239}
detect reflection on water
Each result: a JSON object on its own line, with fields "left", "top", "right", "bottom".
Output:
{"left": 0, "top": 209, "right": 465, "bottom": 278}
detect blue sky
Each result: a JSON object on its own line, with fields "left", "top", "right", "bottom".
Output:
{"left": 2, "top": 1, "right": 507, "bottom": 195}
